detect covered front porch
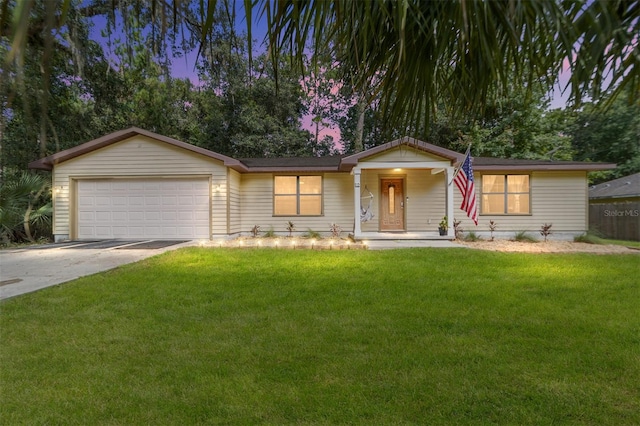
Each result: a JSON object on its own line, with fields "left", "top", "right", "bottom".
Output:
{"left": 340, "top": 138, "right": 464, "bottom": 241}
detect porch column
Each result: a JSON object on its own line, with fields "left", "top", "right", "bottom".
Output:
{"left": 446, "top": 166, "right": 454, "bottom": 237}
{"left": 353, "top": 169, "right": 361, "bottom": 237}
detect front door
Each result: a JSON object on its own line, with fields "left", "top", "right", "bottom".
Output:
{"left": 380, "top": 178, "right": 405, "bottom": 231}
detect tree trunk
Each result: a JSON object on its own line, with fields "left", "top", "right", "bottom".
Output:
{"left": 23, "top": 185, "right": 45, "bottom": 243}
{"left": 354, "top": 96, "right": 366, "bottom": 153}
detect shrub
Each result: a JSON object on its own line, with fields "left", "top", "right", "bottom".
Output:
{"left": 488, "top": 220, "right": 497, "bottom": 241}
{"left": 453, "top": 219, "right": 463, "bottom": 239}
{"left": 262, "top": 227, "right": 276, "bottom": 238}
{"left": 329, "top": 223, "right": 342, "bottom": 238}
{"left": 574, "top": 232, "right": 604, "bottom": 244}
{"left": 305, "top": 229, "right": 322, "bottom": 239}
{"left": 514, "top": 231, "right": 538, "bottom": 242}
{"left": 540, "top": 223, "right": 553, "bottom": 242}
{"left": 0, "top": 172, "right": 52, "bottom": 245}
{"left": 286, "top": 221, "right": 295, "bottom": 237}
{"left": 464, "top": 231, "right": 483, "bottom": 242}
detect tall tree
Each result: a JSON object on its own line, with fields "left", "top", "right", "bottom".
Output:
{"left": 5, "top": 1, "right": 638, "bottom": 149}
{"left": 570, "top": 93, "right": 640, "bottom": 183}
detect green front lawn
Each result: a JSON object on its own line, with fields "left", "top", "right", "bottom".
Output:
{"left": 1, "top": 248, "right": 639, "bottom": 424}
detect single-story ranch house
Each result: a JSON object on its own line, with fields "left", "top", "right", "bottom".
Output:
{"left": 29, "top": 127, "right": 614, "bottom": 242}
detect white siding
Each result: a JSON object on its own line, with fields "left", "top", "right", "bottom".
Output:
{"left": 366, "top": 146, "right": 447, "bottom": 163}
{"left": 239, "top": 173, "right": 353, "bottom": 235}
{"left": 454, "top": 171, "right": 589, "bottom": 233}
{"left": 228, "top": 169, "right": 242, "bottom": 234}
{"left": 53, "top": 136, "right": 227, "bottom": 239}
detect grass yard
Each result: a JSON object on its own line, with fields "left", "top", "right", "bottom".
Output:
{"left": 1, "top": 248, "right": 639, "bottom": 424}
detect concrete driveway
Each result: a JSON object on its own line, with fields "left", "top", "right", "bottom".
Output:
{"left": 0, "top": 240, "right": 197, "bottom": 300}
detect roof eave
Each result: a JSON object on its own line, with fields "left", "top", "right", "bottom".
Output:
{"left": 340, "top": 136, "right": 464, "bottom": 167}
{"left": 27, "top": 127, "right": 242, "bottom": 170}
{"left": 474, "top": 163, "right": 616, "bottom": 171}
{"left": 243, "top": 166, "right": 340, "bottom": 173}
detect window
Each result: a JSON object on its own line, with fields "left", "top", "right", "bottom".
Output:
{"left": 481, "top": 175, "right": 530, "bottom": 214}
{"left": 274, "top": 176, "right": 322, "bottom": 216}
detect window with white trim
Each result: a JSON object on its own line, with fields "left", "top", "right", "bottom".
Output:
{"left": 481, "top": 175, "right": 530, "bottom": 214}
{"left": 274, "top": 176, "right": 322, "bottom": 216}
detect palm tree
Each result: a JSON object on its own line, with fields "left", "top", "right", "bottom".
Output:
{"left": 4, "top": 0, "right": 639, "bottom": 139}
{"left": 256, "top": 0, "right": 639, "bottom": 133}
{"left": 0, "top": 172, "right": 52, "bottom": 244}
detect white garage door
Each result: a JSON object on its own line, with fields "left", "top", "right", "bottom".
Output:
{"left": 77, "top": 178, "right": 210, "bottom": 239}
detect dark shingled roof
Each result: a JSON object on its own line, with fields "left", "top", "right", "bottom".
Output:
{"left": 28, "top": 127, "right": 616, "bottom": 173}
{"left": 472, "top": 157, "right": 615, "bottom": 171}
{"left": 239, "top": 156, "right": 344, "bottom": 169}
{"left": 237, "top": 156, "right": 615, "bottom": 171}
{"left": 589, "top": 172, "right": 640, "bottom": 199}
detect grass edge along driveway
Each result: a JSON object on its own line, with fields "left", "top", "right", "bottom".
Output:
{"left": 1, "top": 248, "right": 638, "bottom": 424}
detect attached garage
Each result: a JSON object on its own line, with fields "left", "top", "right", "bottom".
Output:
{"left": 29, "top": 128, "right": 244, "bottom": 242}
{"left": 76, "top": 178, "right": 211, "bottom": 240}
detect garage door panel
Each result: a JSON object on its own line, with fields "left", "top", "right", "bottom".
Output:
{"left": 96, "top": 197, "right": 111, "bottom": 206}
{"left": 146, "top": 211, "right": 161, "bottom": 220}
{"left": 78, "top": 211, "right": 94, "bottom": 221}
{"left": 77, "top": 178, "right": 210, "bottom": 239}
{"left": 178, "top": 196, "right": 194, "bottom": 206}
{"left": 128, "top": 196, "right": 143, "bottom": 206}
{"left": 145, "top": 196, "right": 160, "bottom": 206}
{"left": 145, "top": 182, "right": 161, "bottom": 190}
{"left": 112, "top": 196, "right": 127, "bottom": 205}
{"left": 129, "top": 211, "right": 144, "bottom": 221}
{"left": 95, "top": 227, "right": 112, "bottom": 237}
{"left": 96, "top": 211, "right": 111, "bottom": 221}
{"left": 113, "top": 212, "right": 127, "bottom": 221}
{"left": 112, "top": 227, "right": 129, "bottom": 238}
{"left": 160, "top": 227, "right": 178, "bottom": 237}
{"left": 194, "top": 210, "right": 209, "bottom": 220}
{"left": 162, "top": 196, "right": 177, "bottom": 206}
{"left": 177, "top": 211, "right": 193, "bottom": 220}
{"left": 163, "top": 211, "right": 178, "bottom": 220}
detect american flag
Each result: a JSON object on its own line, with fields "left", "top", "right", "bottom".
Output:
{"left": 453, "top": 150, "right": 478, "bottom": 225}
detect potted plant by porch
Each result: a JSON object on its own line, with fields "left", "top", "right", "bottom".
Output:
{"left": 438, "top": 216, "right": 448, "bottom": 236}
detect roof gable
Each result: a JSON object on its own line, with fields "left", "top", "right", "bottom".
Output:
{"left": 29, "top": 129, "right": 617, "bottom": 174}
{"left": 28, "top": 127, "right": 246, "bottom": 172}
{"left": 339, "top": 137, "right": 463, "bottom": 170}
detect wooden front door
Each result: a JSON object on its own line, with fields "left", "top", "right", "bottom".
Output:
{"left": 380, "top": 178, "right": 405, "bottom": 231}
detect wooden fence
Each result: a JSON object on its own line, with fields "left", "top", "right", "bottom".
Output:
{"left": 589, "top": 201, "right": 640, "bottom": 241}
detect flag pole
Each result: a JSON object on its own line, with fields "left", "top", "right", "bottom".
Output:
{"left": 449, "top": 143, "right": 472, "bottom": 186}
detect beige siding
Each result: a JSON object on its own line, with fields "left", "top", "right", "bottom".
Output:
{"left": 361, "top": 169, "right": 446, "bottom": 232}
{"left": 240, "top": 173, "right": 354, "bottom": 235}
{"left": 454, "top": 171, "right": 588, "bottom": 233}
{"left": 53, "top": 136, "right": 227, "bottom": 238}
{"left": 365, "top": 146, "right": 447, "bottom": 163}
{"left": 228, "top": 169, "right": 242, "bottom": 234}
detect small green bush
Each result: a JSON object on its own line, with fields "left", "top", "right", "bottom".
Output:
{"left": 574, "top": 232, "right": 604, "bottom": 245}
{"left": 262, "top": 227, "right": 276, "bottom": 238}
{"left": 514, "top": 231, "right": 538, "bottom": 242}
{"left": 304, "top": 229, "right": 322, "bottom": 239}
{"left": 464, "top": 231, "right": 483, "bottom": 242}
